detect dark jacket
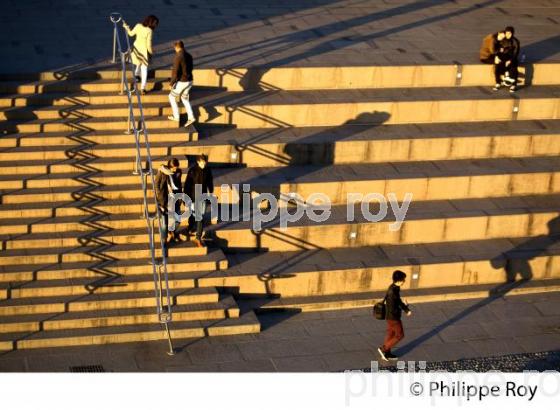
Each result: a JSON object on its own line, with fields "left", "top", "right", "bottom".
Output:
{"left": 502, "top": 36, "right": 520, "bottom": 61}
{"left": 155, "top": 169, "right": 169, "bottom": 209}
{"left": 385, "top": 283, "right": 410, "bottom": 321}
{"left": 184, "top": 164, "right": 214, "bottom": 201}
{"left": 170, "top": 49, "right": 193, "bottom": 84}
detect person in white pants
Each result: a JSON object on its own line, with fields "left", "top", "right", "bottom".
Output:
{"left": 168, "top": 41, "right": 195, "bottom": 127}
{"left": 123, "top": 15, "right": 158, "bottom": 94}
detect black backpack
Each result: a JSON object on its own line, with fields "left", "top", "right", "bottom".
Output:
{"left": 373, "top": 294, "right": 387, "bottom": 320}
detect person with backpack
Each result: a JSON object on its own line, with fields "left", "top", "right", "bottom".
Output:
{"left": 377, "top": 270, "right": 412, "bottom": 361}
{"left": 168, "top": 40, "right": 195, "bottom": 128}
{"left": 479, "top": 30, "right": 507, "bottom": 91}
{"left": 123, "top": 15, "right": 159, "bottom": 95}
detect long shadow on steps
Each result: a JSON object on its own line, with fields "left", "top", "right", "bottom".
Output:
{"left": 521, "top": 34, "right": 560, "bottom": 87}
{"left": 0, "top": 286, "right": 211, "bottom": 355}
{"left": 43, "top": 72, "right": 124, "bottom": 291}
{"left": 205, "top": 110, "right": 391, "bottom": 253}
{"left": 0, "top": 68, "right": 128, "bottom": 291}
{"left": 395, "top": 214, "right": 560, "bottom": 357}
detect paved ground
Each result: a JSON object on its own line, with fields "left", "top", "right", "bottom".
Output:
{"left": 362, "top": 350, "right": 560, "bottom": 372}
{"left": 1, "top": 0, "right": 559, "bottom": 73}
{"left": 1, "top": 291, "right": 559, "bottom": 372}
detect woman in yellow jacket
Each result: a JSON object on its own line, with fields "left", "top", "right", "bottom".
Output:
{"left": 123, "top": 15, "right": 159, "bottom": 94}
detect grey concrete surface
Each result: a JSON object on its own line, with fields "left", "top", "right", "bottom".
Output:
{"left": 1, "top": 291, "right": 559, "bottom": 372}
{"left": 1, "top": 0, "right": 559, "bottom": 73}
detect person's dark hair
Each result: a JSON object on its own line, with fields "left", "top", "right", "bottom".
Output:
{"left": 196, "top": 154, "right": 208, "bottom": 163}
{"left": 505, "top": 26, "right": 515, "bottom": 35}
{"left": 142, "top": 15, "right": 159, "bottom": 29}
{"left": 168, "top": 158, "right": 179, "bottom": 168}
{"left": 392, "top": 270, "right": 407, "bottom": 283}
{"left": 174, "top": 40, "right": 185, "bottom": 49}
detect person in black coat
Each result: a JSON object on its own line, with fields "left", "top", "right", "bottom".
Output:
{"left": 184, "top": 154, "right": 214, "bottom": 246}
{"left": 155, "top": 158, "right": 181, "bottom": 244}
{"left": 378, "top": 270, "right": 412, "bottom": 361}
{"left": 503, "top": 26, "right": 521, "bottom": 92}
{"left": 167, "top": 40, "right": 196, "bottom": 127}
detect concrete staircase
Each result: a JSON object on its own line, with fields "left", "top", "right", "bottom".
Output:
{"left": 1, "top": 63, "right": 559, "bottom": 350}
{"left": 0, "top": 70, "right": 261, "bottom": 351}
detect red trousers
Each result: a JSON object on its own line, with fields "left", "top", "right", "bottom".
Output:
{"left": 382, "top": 319, "right": 404, "bottom": 353}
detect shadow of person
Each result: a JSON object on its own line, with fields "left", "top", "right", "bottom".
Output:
{"left": 521, "top": 34, "right": 560, "bottom": 63}
{"left": 283, "top": 111, "right": 391, "bottom": 165}
{"left": 490, "top": 214, "right": 560, "bottom": 293}
{"left": 394, "top": 214, "right": 560, "bottom": 357}
{"left": 519, "top": 34, "right": 560, "bottom": 86}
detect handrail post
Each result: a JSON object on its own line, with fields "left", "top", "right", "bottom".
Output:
{"left": 120, "top": 62, "right": 125, "bottom": 95}
{"left": 125, "top": 103, "right": 132, "bottom": 134}
{"left": 112, "top": 25, "right": 117, "bottom": 63}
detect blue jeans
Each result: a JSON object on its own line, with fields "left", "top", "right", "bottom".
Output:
{"left": 190, "top": 199, "right": 207, "bottom": 240}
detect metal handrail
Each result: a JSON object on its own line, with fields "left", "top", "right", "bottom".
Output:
{"left": 110, "top": 12, "right": 174, "bottom": 355}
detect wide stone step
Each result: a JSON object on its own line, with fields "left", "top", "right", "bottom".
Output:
{"left": 0, "top": 295, "right": 240, "bottom": 333}
{"left": 1, "top": 120, "right": 559, "bottom": 179}
{"left": 0, "top": 310, "right": 260, "bottom": 351}
{"left": 0, "top": 101, "right": 200, "bottom": 120}
{"left": 1, "top": 227, "right": 159, "bottom": 248}
{"left": 0, "top": 151, "right": 198, "bottom": 176}
{"left": 252, "top": 281, "right": 560, "bottom": 313}
{"left": 0, "top": 198, "right": 147, "bottom": 219}
{"left": 187, "top": 120, "right": 560, "bottom": 166}
{"left": 0, "top": 225, "right": 213, "bottom": 249}
{"left": 0, "top": 83, "right": 221, "bottom": 106}
{"left": 0, "top": 182, "right": 151, "bottom": 204}
{"left": 0, "top": 155, "right": 177, "bottom": 176}
{"left": 0, "top": 128, "right": 197, "bottom": 149}
{"left": 209, "top": 194, "right": 559, "bottom": 251}
{"left": 0, "top": 169, "right": 158, "bottom": 189}
{"left": 0, "top": 213, "right": 151, "bottom": 235}
{"left": 3, "top": 271, "right": 197, "bottom": 299}
{"left": 0, "top": 141, "right": 197, "bottom": 164}
{"left": 0, "top": 286, "right": 219, "bottom": 316}
{"left": 0, "top": 252, "right": 212, "bottom": 283}
{"left": 0, "top": 114, "right": 198, "bottom": 134}
{"left": 2, "top": 157, "right": 559, "bottom": 206}
{"left": 2, "top": 267, "right": 234, "bottom": 300}
{"left": 2, "top": 86, "right": 560, "bottom": 130}
{"left": 196, "top": 238, "right": 560, "bottom": 297}
{"left": 0, "top": 63, "right": 557, "bottom": 91}
{"left": 0, "top": 242, "right": 227, "bottom": 267}
{"left": 2, "top": 119, "right": 560, "bottom": 171}
{"left": 210, "top": 157, "right": 560, "bottom": 205}
{"left": 152, "top": 64, "right": 558, "bottom": 90}
{"left": 191, "top": 86, "right": 560, "bottom": 128}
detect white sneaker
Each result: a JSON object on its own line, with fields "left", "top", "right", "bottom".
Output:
{"left": 492, "top": 84, "right": 502, "bottom": 91}
{"left": 167, "top": 115, "right": 179, "bottom": 122}
{"left": 185, "top": 118, "right": 196, "bottom": 128}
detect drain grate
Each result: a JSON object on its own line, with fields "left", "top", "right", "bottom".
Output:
{"left": 69, "top": 365, "right": 105, "bottom": 373}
